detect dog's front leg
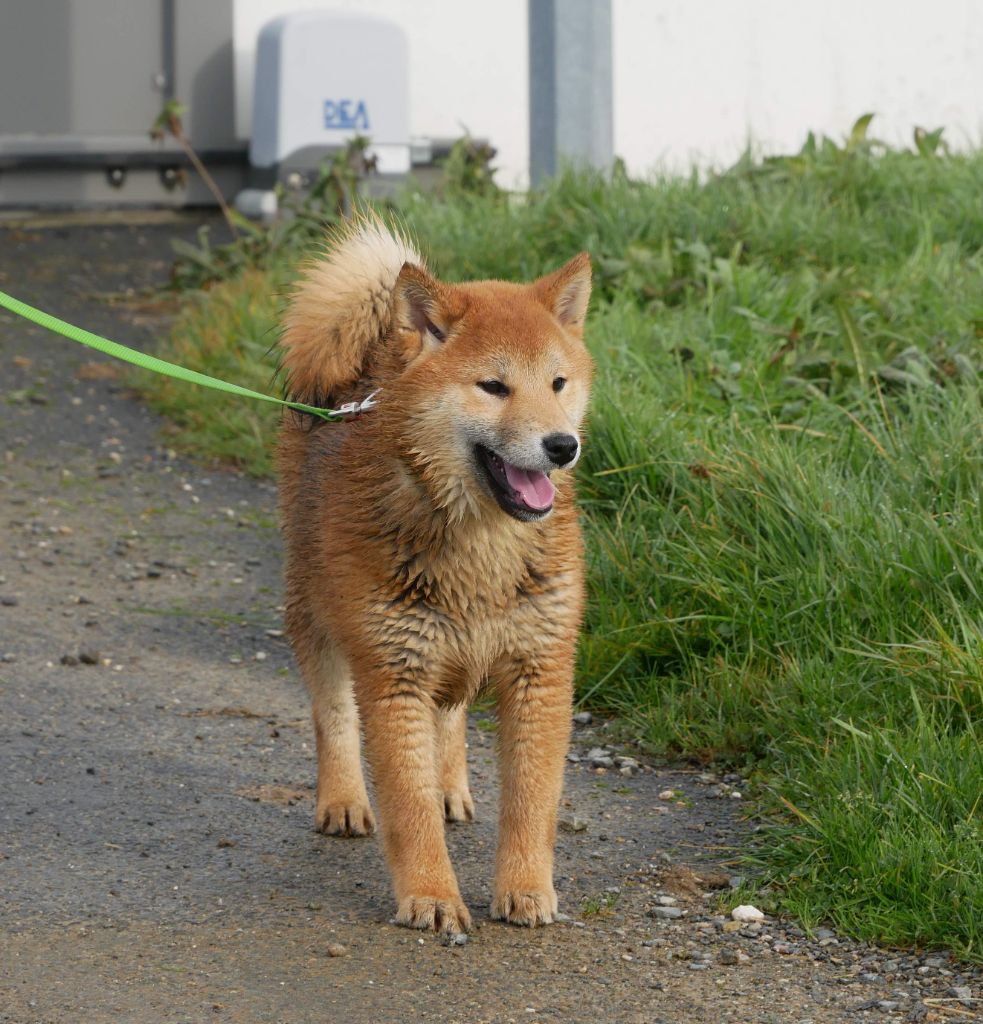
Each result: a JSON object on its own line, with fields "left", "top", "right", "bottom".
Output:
{"left": 491, "top": 649, "right": 573, "bottom": 926}
{"left": 358, "top": 678, "right": 472, "bottom": 934}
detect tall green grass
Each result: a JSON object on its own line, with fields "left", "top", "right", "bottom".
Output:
{"left": 143, "top": 130, "right": 983, "bottom": 958}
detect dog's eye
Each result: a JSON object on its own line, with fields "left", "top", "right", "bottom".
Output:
{"left": 477, "top": 380, "right": 510, "bottom": 398}
{"left": 552, "top": 376, "right": 567, "bottom": 393}
{"left": 425, "top": 318, "right": 446, "bottom": 343}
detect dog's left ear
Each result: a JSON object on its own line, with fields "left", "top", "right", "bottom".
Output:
{"left": 391, "top": 262, "right": 453, "bottom": 363}
{"left": 533, "top": 252, "right": 592, "bottom": 333}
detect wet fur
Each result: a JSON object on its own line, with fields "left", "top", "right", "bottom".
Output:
{"left": 277, "top": 216, "right": 593, "bottom": 932}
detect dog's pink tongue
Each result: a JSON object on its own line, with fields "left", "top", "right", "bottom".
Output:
{"left": 503, "top": 461, "right": 555, "bottom": 511}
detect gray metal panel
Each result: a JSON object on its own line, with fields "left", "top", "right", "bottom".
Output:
{"left": 173, "top": 0, "right": 237, "bottom": 149}
{"left": 0, "top": 0, "right": 73, "bottom": 133}
{"left": 0, "top": 0, "right": 243, "bottom": 206}
{"left": 0, "top": 0, "right": 166, "bottom": 136}
{"left": 529, "top": 0, "right": 613, "bottom": 184}
{"left": 67, "top": 0, "right": 166, "bottom": 135}
{"left": 0, "top": 164, "right": 248, "bottom": 206}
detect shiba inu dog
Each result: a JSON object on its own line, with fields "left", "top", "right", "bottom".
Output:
{"left": 276, "top": 217, "right": 592, "bottom": 933}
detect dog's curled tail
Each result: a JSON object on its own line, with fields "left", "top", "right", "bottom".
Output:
{"left": 280, "top": 216, "right": 423, "bottom": 405}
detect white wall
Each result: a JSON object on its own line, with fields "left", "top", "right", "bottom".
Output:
{"left": 234, "top": 0, "right": 983, "bottom": 187}
{"left": 613, "top": 0, "right": 983, "bottom": 175}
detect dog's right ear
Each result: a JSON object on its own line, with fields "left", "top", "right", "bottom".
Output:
{"left": 533, "top": 252, "right": 592, "bottom": 334}
{"left": 392, "top": 263, "right": 452, "bottom": 362}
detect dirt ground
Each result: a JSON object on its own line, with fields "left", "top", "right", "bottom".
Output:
{"left": 0, "top": 215, "right": 978, "bottom": 1024}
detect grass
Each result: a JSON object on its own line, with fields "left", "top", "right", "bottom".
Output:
{"left": 139, "top": 125, "right": 983, "bottom": 959}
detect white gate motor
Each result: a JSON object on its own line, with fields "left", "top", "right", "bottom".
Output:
{"left": 248, "top": 10, "right": 410, "bottom": 194}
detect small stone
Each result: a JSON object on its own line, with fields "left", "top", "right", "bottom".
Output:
{"left": 228, "top": 656, "right": 242, "bottom": 665}
{"left": 876, "top": 1002, "right": 900, "bottom": 1012}
{"left": 566, "top": 752, "right": 581, "bottom": 763}
{"left": 719, "top": 948, "right": 742, "bottom": 965}
{"left": 658, "top": 789, "right": 676, "bottom": 801}
{"left": 326, "top": 943, "right": 347, "bottom": 957}
{"left": 1, "top": 595, "right": 19, "bottom": 607}
{"left": 559, "top": 816, "right": 588, "bottom": 833}
{"left": 573, "top": 711, "right": 593, "bottom": 726}
{"left": 586, "top": 747, "right": 609, "bottom": 761}
{"left": 721, "top": 920, "right": 743, "bottom": 933}
{"left": 655, "top": 895, "right": 677, "bottom": 906}
{"left": 78, "top": 648, "right": 100, "bottom": 665}
{"left": 648, "top": 906, "right": 684, "bottom": 920}
{"left": 948, "top": 986, "right": 972, "bottom": 1002}
{"left": 688, "top": 962, "right": 709, "bottom": 971}
{"left": 731, "top": 904, "right": 765, "bottom": 922}
{"left": 216, "top": 838, "right": 237, "bottom": 848}
{"left": 814, "top": 927, "right": 836, "bottom": 941}
{"left": 253, "top": 651, "right": 268, "bottom": 662}
{"left": 441, "top": 932, "right": 468, "bottom": 947}
{"left": 265, "top": 628, "right": 285, "bottom": 638}
{"left": 60, "top": 654, "right": 79, "bottom": 666}
{"left": 591, "top": 757, "right": 614, "bottom": 769}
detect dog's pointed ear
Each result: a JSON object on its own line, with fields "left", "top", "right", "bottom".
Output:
{"left": 533, "top": 252, "right": 592, "bottom": 332}
{"left": 392, "top": 263, "right": 451, "bottom": 358}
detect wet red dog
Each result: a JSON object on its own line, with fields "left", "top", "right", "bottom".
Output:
{"left": 277, "top": 218, "right": 593, "bottom": 933}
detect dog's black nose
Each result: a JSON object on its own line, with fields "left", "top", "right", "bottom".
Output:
{"left": 542, "top": 432, "right": 579, "bottom": 467}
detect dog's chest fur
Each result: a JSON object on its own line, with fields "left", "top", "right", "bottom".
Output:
{"left": 365, "top": 517, "right": 580, "bottom": 705}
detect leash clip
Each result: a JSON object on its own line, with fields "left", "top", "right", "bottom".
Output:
{"left": 331, "top": 389, "right": 381, "bottom": 420}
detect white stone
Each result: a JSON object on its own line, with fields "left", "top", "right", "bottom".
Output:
{"left": 731, "top": 904, "right": 765, "bottom": 922}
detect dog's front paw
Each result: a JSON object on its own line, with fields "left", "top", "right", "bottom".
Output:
{"left": 315, "top": 798, "right": 375, "bottom": 837}
{"left": 443, "top": 786, "right": 475, "bottom": 823}
{"left": 490, "top": 886, "right": 558, "bottom": 927}
{"left": 395, "top": 894, "right": 472, "bottom": 934}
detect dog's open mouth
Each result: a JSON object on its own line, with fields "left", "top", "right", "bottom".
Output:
{"left": 475, "top": 445, "right": 555, "bottom": 520}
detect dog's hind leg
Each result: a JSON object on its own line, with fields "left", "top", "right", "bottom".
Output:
{"left": 298, "top": 642, "right": 376, "bottom": 837}
{"left": 435, "top": 705, "right": 475, "bottom": 823}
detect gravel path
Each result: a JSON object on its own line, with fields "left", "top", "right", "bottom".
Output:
{"left": 0, "top": 216, "right": 979, "bottom": 1024}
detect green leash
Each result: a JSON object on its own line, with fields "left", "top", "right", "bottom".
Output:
{"left": 0, "top": 289, "right": 344, "bottom": 421}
